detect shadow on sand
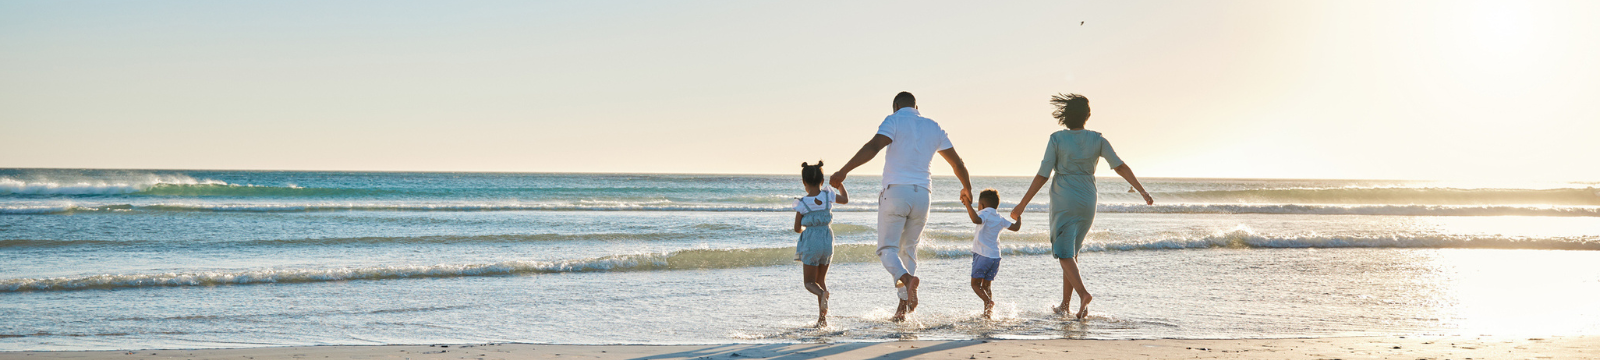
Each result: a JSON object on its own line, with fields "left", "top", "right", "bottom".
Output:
{"left": 630, "top": 340, "right": 984, "bottom": 360}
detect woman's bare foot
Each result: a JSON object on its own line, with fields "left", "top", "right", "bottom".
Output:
{"left": 1075, "top": 293, "right": 1093, "bottom": 320}
{"left": 815, "top": 316, "right": 828, "bottom": 328}
{"left": 1051, "top": 302, "right": 1069, "bottom": 316}
{"left": 982, "top": 301, "right": 995, "bottom": 320}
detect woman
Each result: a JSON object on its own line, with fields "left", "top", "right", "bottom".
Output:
{"left": 1010, "top": 93, "right": 1153, "bottom": 320}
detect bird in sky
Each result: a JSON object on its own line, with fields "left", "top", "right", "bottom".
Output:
{"left": 1080, "top": 21, "right": 1085, "bottom": 26}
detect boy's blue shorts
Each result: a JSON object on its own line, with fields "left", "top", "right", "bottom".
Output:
{"left": 970, "top": 253, "right": 1001, "bottom": 281}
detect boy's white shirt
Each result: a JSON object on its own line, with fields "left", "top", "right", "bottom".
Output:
{"left": 971, "top": 207, "right": 1012, "bottom": 258}
{"left": 794, "top": 185, "right": 836, "bottom": 214}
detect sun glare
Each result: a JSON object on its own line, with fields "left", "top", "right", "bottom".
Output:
{"left": 1429, "top": 249, "right": 1600, "bottom": 337}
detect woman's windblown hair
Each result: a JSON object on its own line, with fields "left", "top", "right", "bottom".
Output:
{"left": 1050, "top": 93, "right": 1091, "bottom": 128}
{"left": 800, "top": 161, "right": 825, "bottom": 186}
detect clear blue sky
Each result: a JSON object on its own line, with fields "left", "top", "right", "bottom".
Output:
{"left": 3, "top": 1, "right": 1597, "bottom": 181}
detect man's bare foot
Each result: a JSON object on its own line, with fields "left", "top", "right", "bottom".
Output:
{"left": 982, "top": 301, "right": 995, "bottom": 320}
{"left": 1075, "top": 293, "right": 1093, "bottom": 320}
{"left": 815, "top": 316, "right": 828, "bottom": 328}
{"left": 892, "top": 300, "right": 909, "bottom": 322}
{"left": 902, "top": 275, "right": 920, "bottom": 310}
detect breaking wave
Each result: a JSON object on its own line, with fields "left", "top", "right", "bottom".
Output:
{"left": 1096, "top": 203, "right": 1600, "bottom": 217}
{"left": 1152, "top": 187, "right": 1600, "bottom": 206}
{"left": 0, "top": 176, "right": 355, "bottom": 197}
{"left": 6, "top": 232, "right": 1595, "bottom": 292}
{"left": 0, "top": 175, "right": 229, "bottom": 195}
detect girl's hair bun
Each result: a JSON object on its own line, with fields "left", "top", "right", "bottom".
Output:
{"left": 800, "top": 160, "right": 825, "bottom": 185}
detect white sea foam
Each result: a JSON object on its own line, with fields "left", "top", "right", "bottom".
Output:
{"left": 0, "top": 256, "right": 670, "bottom": 292}
{"left": 0, "top": 175, "right": 228, "bottom": 195}
{"left": 1143, "top": 186, "right": 1600, "bottom": 206}
{"left": 7, "top": 233, "right": 1594, "bottom": 292}
{"left": 1096, "top": 203, "right": 1600, "bottom": 217}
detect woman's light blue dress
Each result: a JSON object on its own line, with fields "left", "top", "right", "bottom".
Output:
{"left": 796, "top": 189, "right": 835, "bottom": 266}
{"left": 1036, "top": 130, "right": 1123, "bottom": 259}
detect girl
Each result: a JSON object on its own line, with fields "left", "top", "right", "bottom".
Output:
{"left": 794, "top": 161, "right": 848, "bottom": 327}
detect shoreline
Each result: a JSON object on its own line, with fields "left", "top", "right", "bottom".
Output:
{"left": 3, "top": 336, "right": 1595, "bottom": 359}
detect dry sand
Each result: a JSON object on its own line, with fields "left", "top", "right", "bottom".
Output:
{"left": 3, "top": 336, "right": 1594, "bottom": 359}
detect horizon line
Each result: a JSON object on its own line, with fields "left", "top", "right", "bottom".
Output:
{"left": 0, "top": 166, "right": 1546, "bottom": 183}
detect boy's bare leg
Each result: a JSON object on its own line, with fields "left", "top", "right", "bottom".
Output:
{"left": 970, "top": 278, "right": 993, "bottom": 319}
{"left": 1061, "top": 257, "right": 1092, "bottom": 320}
{"left": 983, "top": 280, "right": 995, "bottom": 319}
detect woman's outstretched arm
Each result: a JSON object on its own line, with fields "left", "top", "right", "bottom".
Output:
{"left": 1009, "top": 175, "right": 1049, "bottom": 221}
{"left": 1113, "top": 164, "right": 1153, "bottom": 205}
{"left": 1015, "top": 135, "right": 1057, "bottom": 221}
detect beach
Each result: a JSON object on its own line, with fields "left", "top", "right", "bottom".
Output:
{"left": 4, "top": 336, "right": 1597, "bottom": 359}
{"left": 4, "top": 170, "right": 1599, "bottom": 351}
{"left": 8, "top": 0, "right": 1600, "bottom": 356}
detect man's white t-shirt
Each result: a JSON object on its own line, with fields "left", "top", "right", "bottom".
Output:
{"left": 971, "top": 207, "right": 1013, "bottom": 259}
{"left": 875, "top": 107, "right": 954, "bottom": 189}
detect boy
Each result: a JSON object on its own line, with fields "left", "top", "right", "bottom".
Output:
{"left": 961, "top": 188, "right": 1022, "bottom": 319}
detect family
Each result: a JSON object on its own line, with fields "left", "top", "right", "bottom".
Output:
{"left": 792, "top": 92, "right": 1154, "bottom": 327}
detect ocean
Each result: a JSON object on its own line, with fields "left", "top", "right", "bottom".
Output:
{"left": 2, "top": 169, "right": 1598, "bottom": 351}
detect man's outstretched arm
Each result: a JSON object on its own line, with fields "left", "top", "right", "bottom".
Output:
{"left": 938, "top": 147, "right": 974, "bottom": 205}
{"left": 830, "top": 134, "right": 892, "bottom": 189}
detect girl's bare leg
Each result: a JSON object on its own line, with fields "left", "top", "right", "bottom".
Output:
{"left": 816, "top": 264, "right": 830, "bottom": 296}
{"left": 817, "top": 264, "right": 830, "bottom": 326}
{"left": 803, "top": 264, "right": 828, "bottom": 327}
{"left": 1060, "top": 257, "right": 1092, "bottom": 320}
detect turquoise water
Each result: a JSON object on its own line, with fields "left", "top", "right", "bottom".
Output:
{"left": 2, "top": 169, "right": 1599, "bottom": 350}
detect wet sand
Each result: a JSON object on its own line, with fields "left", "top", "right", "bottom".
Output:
{"left": 3, "top": 335, "right": 1594, "bottom": 359}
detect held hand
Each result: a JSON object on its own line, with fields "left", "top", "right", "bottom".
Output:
{"left": 960, "top": 193, "right": 972, "bottom": 206}
{"left": 828, "top": 171, "right": 847, "bottom": 189}
{"left": 1141, "top": 192, "right": 1154, "bottom": 205}
{"left": 1009, "top": 206, "right": 1025, "bottom": 221}
{"left": 959, "top": 187, "right": 973, "bottom": 206}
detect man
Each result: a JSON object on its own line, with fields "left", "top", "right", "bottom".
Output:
{"left": 830, "top": 91, "right": 973, "bottom": 321}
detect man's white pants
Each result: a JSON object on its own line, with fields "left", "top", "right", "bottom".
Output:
{"left": 877, "top": 184, "right": 930, "bottom": 284}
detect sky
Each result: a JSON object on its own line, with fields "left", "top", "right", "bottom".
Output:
{"left": 3, "top": 0, "right": 1598, "bottom": 181}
